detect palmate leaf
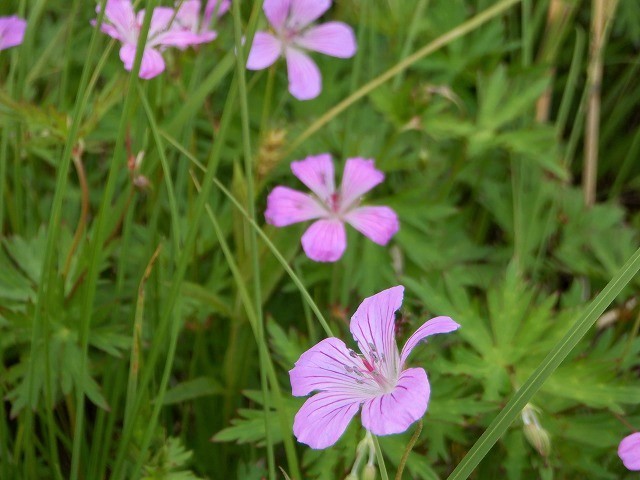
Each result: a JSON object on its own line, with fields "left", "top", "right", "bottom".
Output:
{"left": 0, "top": 227, "right": 127, "bottom": 415}
{"left": 142, "top": 437, "right": 203, "bottom": 480}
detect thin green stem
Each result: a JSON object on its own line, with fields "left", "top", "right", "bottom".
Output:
{"left": 395, "top": 420, "right": 422, "bottom": 480}
{"left": 371, "top": 434, "right": 389, "bottom": 480}
{"left": 231, "top": 1, "right": 275, "bottom": 475}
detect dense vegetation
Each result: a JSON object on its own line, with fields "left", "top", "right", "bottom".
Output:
{"left": 0, "top": 0, "right": 639, "bottom": 478}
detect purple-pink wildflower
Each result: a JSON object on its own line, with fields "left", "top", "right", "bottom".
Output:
{"left": 619, "top": 433, "right": 640, "bottom": 470}
{"left": 289, "top": 286, "right": 459, "bottom": 449}
{"left": 92, "top": 0, "right": 213, "bottom": 79}
{"left": 246, "top": 0, "right": 357, "bottom": 100}
{"left": 265, "top": 154, "right": 399, "bottom": 262}
{"left": 173, "top": 0, "right": 230, "bottom": 48}
{"left": 0, "top": 16, "right": 27, "bottom": 51}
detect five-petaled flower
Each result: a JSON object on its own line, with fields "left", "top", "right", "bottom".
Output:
{"left": 246, "top": 0, "right": 357, "bottom": 100}
{"left": 619, "top": 433, "right": 640, "bottom": 470}
{"left": 173, "top": 0, "right": 230, "bottom": 48}
{"left": 0, "top": 16, "right": 27, "bottom": 51}
{"left": 289, "top": 285, "right": 460, "bottom": 449}
{"left": 265, "top": 154, "right": 399, "bottom": 262}
{"left": 93, "top": 0, "right": 214, "bottom": 79}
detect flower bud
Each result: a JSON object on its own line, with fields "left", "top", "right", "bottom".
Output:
{"left": 344, "top": 473, "right": 359, "bottom": 480}
{"left": 362, "top": 464, "right": 376, "bottom": 480}
{"left": 522, "top": 404, "right": 551, "bottom": 457}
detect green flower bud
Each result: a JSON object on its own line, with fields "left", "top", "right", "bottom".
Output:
{"left": 362, "top": 464, "right": 376, "bottom": 480}
{"left": 522, "top": 404, "right": 551, "bottom": 457}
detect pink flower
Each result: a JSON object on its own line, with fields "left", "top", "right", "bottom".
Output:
{"left": 619, "top": 433, "right": 640, "bottom": 470}
{"left": 173, "top": 0, "right": 230, "bottom": 48}
{"left": 246, "top": 0, "right": 357, "bottom": 100}
{"left": 0, "top": 16, "right": 27, "bottom": 51}
{"left": 289, "top": 286, "right": 459, "bottom": 449}
{"left": 92, "top": 0, "right": 211, "bottom": 79}
{"left": 265, "top": 154, "right": 399, "bottom": 262}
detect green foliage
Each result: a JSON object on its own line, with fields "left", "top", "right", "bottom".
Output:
{"left": 0, "top": 0, "right": 639, "bottom": 479}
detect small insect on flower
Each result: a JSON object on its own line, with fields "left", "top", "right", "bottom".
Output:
{"left": 619, "top": 432, "right": 640, "bottom": 470}
{"left": 92, "top": 0, "right": 214, "bottom": 79}
{"left": 0, "top": 16, "right": 27, "bottom": 51}
{"left": 265, "top": 154, "right": 399, "bottom": 262}
{"left": 289, "top": 286, "right": 459, "bottom": 449}
{"left": 246, "top": 0, "right": 357, "bottom": 100}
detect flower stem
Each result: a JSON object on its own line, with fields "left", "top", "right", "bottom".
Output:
{"left": 395, "top": 420, "right": 423, "bottom": 480}
{"left": 371, "top": 433, "right": 389, "bottom": 480}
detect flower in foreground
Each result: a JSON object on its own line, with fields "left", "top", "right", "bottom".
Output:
{"left": 93, "top": 0, "right": 212, "bottom": 79}
{"left": 265, "top": 154, "right": 399, "bottom": 262}
{"left": 619, "top": 432, "right": 640, "bottom": 470}
{"left": 173, "top": 0, "right": 230, "bottom": 47}
{"left": 246, "top": 0, "right": 357, "bottom": 100}
{"left": 289, "top": 286, "right": 460, "bottom": 449}
{"left": 0, "top": 16, "right": 27, "bottom": 51}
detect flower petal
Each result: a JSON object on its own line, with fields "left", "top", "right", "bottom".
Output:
{"left": 349, "top": 286, "right": 404, "bottom": 382}
{"left": 400, "top": 316, "right": 460, "bottom": 366}
{"left": 175, "top": 0, "right": 201, "bottom": 32}
{"left": 120, "top": 44, "right": 166, "bottom": 79}
{"left": 293, "top": 391, "right": 361, "bottom": 449}
{"left": 361, "top": 367, "right": 430, "bottom": 436}
{"left": 0, "top": 16, "right": 27, "bottom": 50}
{"left": 263, "top": 0, "right": 291, "bottom": 31}
{"left": 141, "top": 7, "right": 174, "bottom": 38}
{"left": 619, "top": 433, "right": 640, "bottom": 470}
{"left": 301, "top": 219, "right": 346, "bottom": 262}
{"left": 285, "top": 47, "right": 322, "bottom": 100}
{"left": 290, "top": 337, "right": 379, "bottom": 397}
{"left": 344, "top": 206, "right": 399, "bottom": 246}
{"left": 339, "top": 158, "right": 385, "bottom": 210}
{"left": 294, "top": 22, "right": 356, "bottom": 58}
{"left": 288, "top": 0, "right": 332, "bottom": 30}
{"left": 156, "top": 29, "right": 210, "bottom": 48}
{"left": 265, "top": 186, "right": 327, "bottom": 227}
{"left": 290, "top": 153, "right": 335, "bottom": 202}
{"left": 246, "top": 32, "right": 282, "bottom": 70}
{"left": 205, "top": 0, "right": 231, "bottom": 20}
{"left": 103, "top": 0, "right": 137, "bottom": 44}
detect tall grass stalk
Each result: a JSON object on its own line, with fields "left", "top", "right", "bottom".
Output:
{"left": 230, "top": 0, "right": 277, "bottom": 478}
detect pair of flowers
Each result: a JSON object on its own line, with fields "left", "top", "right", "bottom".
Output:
{"left": 96, "top": 0, "right": 357, "bottom": 100}
{"left": 93, "top": 0, "right": 228, "bottom": 79}
{"left": 0, "top": 16, "right": 26, "bottom": 51}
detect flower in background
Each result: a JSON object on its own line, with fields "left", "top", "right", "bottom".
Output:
{"left": 0, "top": 16, "right": 27, "bottom": 51}
{"left": 265, "top": 154, "right": 399, "bottom": 262}
{"left": 619, "top": 433, "right": 640, "bottom": 470}
{"left": 92, "top": 0, "right": 213, "bottom": 79}
{"left": 173, "top": 0, "right": 230, "bottom": 47}
{"left": 290, "top": 286, "right": 459, "bottom": 449}
{"left": 246, "top": 0, "right": 357, "bottom": 100}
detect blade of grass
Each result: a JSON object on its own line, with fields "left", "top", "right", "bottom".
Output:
{"left": 447, "top": 246, "right": 640, "bottom": 480}
{"left": 230, "top": 0, "right": 277, "bottom": 477}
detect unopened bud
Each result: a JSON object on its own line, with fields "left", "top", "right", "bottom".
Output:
{"left": 362, "top": 464, "right": 376, "bottom": 480}
{"left": 344, "top": 473, "right": 359, "bottom": 480}
{"left": 522, "top": 404, "right": 551, "bottom": 457}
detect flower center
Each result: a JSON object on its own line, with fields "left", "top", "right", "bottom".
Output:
{"left": 343, "top": 346, "right": 395, "bottom": 393}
